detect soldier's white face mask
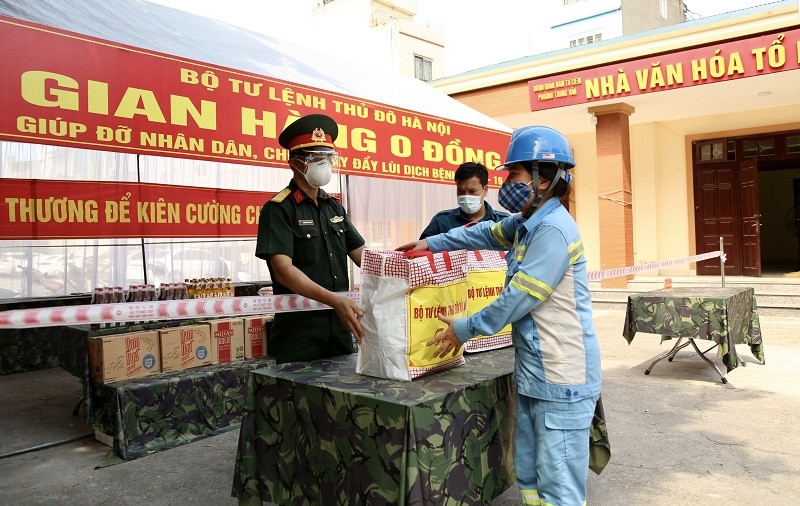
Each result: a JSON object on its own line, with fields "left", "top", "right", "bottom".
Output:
{"left": 304, "top": 159, "right": 334, "bottom": 188}
{"left": 457, "top": 195, "right": 483, "bottom": 214}
{"left": 296, "top": 153, "right": 340, "bottom": 188}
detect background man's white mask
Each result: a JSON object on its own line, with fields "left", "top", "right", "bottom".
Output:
{"left": 457, "top": 195, "right": 483, "bottom": 214}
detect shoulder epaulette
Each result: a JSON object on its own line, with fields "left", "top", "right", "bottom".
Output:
{"left": 270, "top": 188, "right": 291, "bottom": 203}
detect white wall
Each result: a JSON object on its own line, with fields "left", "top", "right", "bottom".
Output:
{"left": 630, "top": 122, "right": 692, "bottom": 275}
{"left": 566, "top": 131, "right": 602, "bottom": 271}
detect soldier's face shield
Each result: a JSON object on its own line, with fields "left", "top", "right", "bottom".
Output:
{"left": 290, "top": 149, "right": 341, "bottom": 188}
{"left": 293, "top": 151, "right": 341, "bottom": 170}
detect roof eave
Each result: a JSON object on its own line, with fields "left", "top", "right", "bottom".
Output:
{"left": 433, "top": 3, "right": 799, "bottom": 94}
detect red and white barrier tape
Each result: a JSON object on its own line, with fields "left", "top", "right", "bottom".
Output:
{"left": 586, "top": 250, "right": 724, "bottom": 281}
{"left": 0, "top": 292, "right": 360, "bottom": 330}
{"left": 0, "top": 251, "right": 725, "bottom": 329}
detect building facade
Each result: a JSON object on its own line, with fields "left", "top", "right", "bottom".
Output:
{"left": 434, "top": 1, "right": 800, "bottom": 286}
{"left": 312, "top": 0, "right": 445, "bottom": 81}
{"left": 545, "top": 0, "right": 687, "bottom": 52}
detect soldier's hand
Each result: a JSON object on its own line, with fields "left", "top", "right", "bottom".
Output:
{"left": 331, "top": 294, "right": 365, "bottom": 343}
{"left": 427, "top": 312, "right": 462, "bottom": 358}
{"left": 395, "top": 239, "right": 428, "bottom": 252}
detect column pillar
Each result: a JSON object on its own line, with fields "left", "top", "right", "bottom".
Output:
{"left": 588, "top": 103, "right": 635, "bottom": 289}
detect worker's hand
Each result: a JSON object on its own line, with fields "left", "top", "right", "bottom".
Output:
{"left": 330, "top": 293, "right": 365, "bottom": 343}
{"left": 395, "top": 239, "right": 428, "bottom": 252}
{"left": 427, "top": 312, "right": 462, "bottom": 359}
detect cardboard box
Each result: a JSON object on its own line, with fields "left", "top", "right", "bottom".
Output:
{"left": 88, "top": 330, "right": 161, "bottom": 384}
{"left": 159, "top": 323, "right": 212, "bottom": 373}
{"left": 209, "top": 318, "right": 244, "bottom": 364}
{"left": 242, "top": 315, "right": 272, "bottom": 359}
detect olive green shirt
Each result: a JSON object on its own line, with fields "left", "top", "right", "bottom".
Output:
{"left": 255, "top": 179, "right": 365, "bottom": 363}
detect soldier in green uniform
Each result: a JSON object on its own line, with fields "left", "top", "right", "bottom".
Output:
{"left": 255, "top": 114, "right": 366, "bottom": 363}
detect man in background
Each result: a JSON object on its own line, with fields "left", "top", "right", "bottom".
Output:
{"left": 419, "top": 162, "right": 508, "bottom": 240}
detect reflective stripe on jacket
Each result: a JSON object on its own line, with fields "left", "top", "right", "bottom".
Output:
{"left": 426, "top": 198, "right": 601, "bottom": 401}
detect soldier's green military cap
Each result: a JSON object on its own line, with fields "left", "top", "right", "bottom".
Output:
{"left": 278, "top": 114, "right": 338, "bottom": 151}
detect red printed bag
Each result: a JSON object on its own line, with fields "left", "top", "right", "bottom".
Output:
{"left": 357, "top": 249, "right": 467, "bottom": 380}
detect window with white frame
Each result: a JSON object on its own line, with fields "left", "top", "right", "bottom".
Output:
{"left": 414, "top": 55, "right": 432, "bottom": 82}
{"left": 569, "top": 33, "right": 602, "bottom": 48}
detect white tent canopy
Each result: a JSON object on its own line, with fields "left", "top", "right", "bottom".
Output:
{"left": 0, "top": 0, "right": 510, "bottom": 298}
{"left": 0, "top": 0, "right": 508, "bottom": 130}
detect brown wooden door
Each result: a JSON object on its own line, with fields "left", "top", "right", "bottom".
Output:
{"left": 739, "top": 159, "right": 761, "bottom": 276}
{"left": 693, "top": 164, "right": 741, "bottom": 275}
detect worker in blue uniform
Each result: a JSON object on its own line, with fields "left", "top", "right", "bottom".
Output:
{"left": 399, "top": 125, "right": 602, "bottom": 506}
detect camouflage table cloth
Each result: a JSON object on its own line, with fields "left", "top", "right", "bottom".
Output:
{"left": 88, "top": 357, "right": 275, "bottom": 460}
{"left": 233, "top": 348, "right": 517, "bottom": 505}
{"left": 58, "top": 321, "right": 275, "bottom": 461}
{"left": 0, "top": 288, "right": 265, "bottom": 375}
{"left": 0, "top": 294, "right": 91, "bottom": 375}
{"left": 623, "top": 287, "right": 764, "bottom": 372}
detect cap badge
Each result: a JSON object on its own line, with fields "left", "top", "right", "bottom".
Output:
{"left": 311, "top": 128, "right": 326, "bottom": 142}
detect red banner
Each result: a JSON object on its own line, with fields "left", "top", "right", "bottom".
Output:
{"left": 528, "top": 27, "right": 800, "bottom": 111}
{"left": 0, "top": 16, "right": 511, "bottom": 186}
{"left": 0, "top": 178, "right": 277, "bottom": 239}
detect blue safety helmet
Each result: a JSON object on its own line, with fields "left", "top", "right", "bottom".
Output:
{"left": 504, "top": 125, "right": 575, "bottom": 169}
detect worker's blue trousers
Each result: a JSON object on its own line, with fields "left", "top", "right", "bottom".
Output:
{"left": 515, "top": 393, "right": 597, "bottom": 506}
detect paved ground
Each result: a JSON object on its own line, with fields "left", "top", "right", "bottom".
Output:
{"left": 1, "top": 308, "right": 799, "bottom": 505}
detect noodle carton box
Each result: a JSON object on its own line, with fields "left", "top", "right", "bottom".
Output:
{"left": 88, "top": 330, "right": 161, "bottom": 384}
{"left": 242, "top": 315, "right": 272, "bottom": 358}
{"left": 159, "top": 323, "right": 211, "bottom": 372}
{"left": 209, "top": 318, "right": 244, "bottom": 364}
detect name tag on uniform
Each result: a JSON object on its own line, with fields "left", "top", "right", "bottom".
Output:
{"left": 330, "top": 216, "right": 344, "bottom": 223}
{"left": 298, "top": 219, "right": 314, "bottom": 226}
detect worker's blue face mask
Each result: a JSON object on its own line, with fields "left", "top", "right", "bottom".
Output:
{"left": 498, "top": 181, "right": 532, "bottom": 213}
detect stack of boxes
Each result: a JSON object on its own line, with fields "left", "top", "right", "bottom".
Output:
{"left": 242, "top": 315, "right": 271, "bottom": 359}
{"left": 159, "top": 323, "right": 212, "bottom": 373}
{"left": 88, "top": 330, "right": 161, "bottom": 384}
{"left": 209, "top": 318, "right": 244, "bottom": 364}
{"left": 88, "top": 314, "right": 273, "bottom": 384}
